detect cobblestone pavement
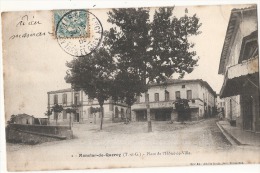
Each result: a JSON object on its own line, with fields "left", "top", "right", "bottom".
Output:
{"left": 6, "top": 118, "right": 258, "bottom": 171}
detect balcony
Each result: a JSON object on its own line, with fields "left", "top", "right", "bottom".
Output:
{"left": 220, "top": 56, "right": 259, "bottom": 98}
{"left": 132, "top": 101, "right": 173, "bottom": 110}
{"left": 132, "top": 99, "right": 202, "bottom": 111}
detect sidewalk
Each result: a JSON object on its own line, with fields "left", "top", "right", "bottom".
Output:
{"left": 217, "top": 120, "right": 260, "bottom": 147}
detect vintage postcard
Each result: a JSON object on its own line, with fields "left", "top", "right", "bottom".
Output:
{"left": 2, "top": 3, "right": 260, "bottom": 172}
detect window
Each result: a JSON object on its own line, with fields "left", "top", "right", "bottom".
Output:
{"left": 182, "top": 85, "right": 185, "bottom": 88}
{"left": 165, "top": 90, "right": 170, "bottom": 101}
{"left": 63, "top": 110, "right": 67, "bottom": 119}
{"left": 62, "top": 94, "right": 67, "bottom": 105}
{"left": 54, "top": 94, "right": 58, "bottom": 104}
{"left": 88, "top": 98, "right": 93, "bottom": 105}
{"left": 175, "top": 91, "right": 180, "bottom": 99}
{"left": 121, "top": 108, "right": 124, "bottom": 118}
{"left": 154, "top": 93, "right": 159, "bottom": 102}
{"left": 88, "top": 107, "right": 93, "bottom": 118}
{"left": 187, "top": 90, "right": 192, "bottom": 100}
{"left": 145, "top": 94, "right": 149, "bottom": 102}
{"left": 136, "top": 96, "right": 140, "bottom": 103}
{"left": 242, "top": 40, "right": 258, "bottom": 61}
{"left": 115, "top": 107, "right": 119, "bottom": 118}
{"left": 74, "top": 93, "right": 79, "bottom": 105}
{"left": 109, "top": 102, "right": 114, "bottom": 111}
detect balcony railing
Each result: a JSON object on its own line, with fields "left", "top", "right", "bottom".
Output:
{"left": 226, "top": 56, "right": 258, "bottom": 79}
{"left": 131, "top": 98, "right": 204, "bottom": 110}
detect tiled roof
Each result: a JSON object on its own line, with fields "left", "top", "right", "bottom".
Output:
{"left": 149, "top": 79, "right": 217, "bottom": 97}
{"left": 47, "top": 88, "right": 73, "bottom": 94}
{"left": 16, "top": 113, "right": 34, "bottom": 117}
{"left": 218, "top": 5, "right": 257, "bottom": 74}
{"left": 47, "top": 80, "right": 217, "bottom": 97}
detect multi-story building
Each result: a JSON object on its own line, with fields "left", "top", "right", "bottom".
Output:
{"left": 218, "top": 6, "right": 259, "bottom": 132}
{"left": 131, "top": 79, "right": 217, "bottom": 122}
{"left": 216, "top": 94, "right": 225, "bottom": 114}
{"left": 47, "top": 89, "right": 128, "bottom": 125}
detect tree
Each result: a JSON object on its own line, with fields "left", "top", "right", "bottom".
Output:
{"left": 65, "top": 47, "right": 115, "bottom": 130}
{"left": 65, "top": 104, "right": 77, "bottom": 130}
{"left": 90, "top": 106, "right": 101, "bottom": 124}
{"left": 174, "top": 98, "right": 191, "bottom": 123}
{"left": 106, "top": 7, "right": 201, "bottom": 132}
{"left": 44, "top": 110, "right": 53, "bottom": 125}
{"left": 106, "top": 8, "right": 151, "bottom": 128}
{"left": 7, "top": 114, "right": 16, "bottom": 124}
{"left": 52, "top": 104, "right": 63, "bottom": 125}
{"left": 150, "top": 7, "right": 201, "bottom": 80}
{"left": 112, "top": 71, "right": 147, "bottom": 123}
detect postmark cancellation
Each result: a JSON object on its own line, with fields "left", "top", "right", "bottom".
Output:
{"left": 53, "top": 10, "right": 103, "bottom": 57}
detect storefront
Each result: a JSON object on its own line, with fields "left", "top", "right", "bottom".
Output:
{"left": 134, "top": 108, "right": 173, "bottom": 122}
{"left": 220, "top": 47, "right": 259, "bottom": 132}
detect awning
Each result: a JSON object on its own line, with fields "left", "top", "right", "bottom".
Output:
{"left": 220, "top": 57, "right": 259, "bottom": 98}
{"left": 131, "top": 102, "right": 173, "bottom": 111}
{"left": 131, "top": 103, "right": 199, "bottom": 111}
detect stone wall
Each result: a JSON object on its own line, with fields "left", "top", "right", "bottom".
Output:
{"left": 6, "top": 124, "right": 73, "bottom": 144}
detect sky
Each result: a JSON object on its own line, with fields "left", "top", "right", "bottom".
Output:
{"left": 2, "top": 4, "right": 254, "bottom": 120}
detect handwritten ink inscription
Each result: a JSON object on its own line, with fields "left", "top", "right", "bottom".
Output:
{"left": 16, "top": 15, "right": 42, "bottom": 27}
{"left": 9, "top": 32, "right": 46, "bottom": 40}
{"left": 9, "top": 14, "right": 51, "bottom": 40}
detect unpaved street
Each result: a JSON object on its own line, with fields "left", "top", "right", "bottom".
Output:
{"left": 6, "top": 118, "right": 258, "bottom": 171}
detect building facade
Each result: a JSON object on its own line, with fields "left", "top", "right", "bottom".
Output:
{"left": 12, "top": 114, "right": 34, "bottom": 125}
{"left": 218, "top": 6, "right": 259, "bottom": 132}
{"left": 47, "top": 89, "right": 128, "bottom": 125}
{"left": 10, "top": 114, "right": 48, "bottom": 125}
{"left": 131, "top": 79, "right": 217, "bottom": 122}
{"left": 216, "top": 94, "right": 225, "bottom": 115}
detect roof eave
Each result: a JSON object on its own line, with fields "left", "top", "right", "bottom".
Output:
{"left": 218, "top": 13, "right": 240, "bottom": 74}
{"left": 218, "top": 6, "right": 257, "bottom": 74}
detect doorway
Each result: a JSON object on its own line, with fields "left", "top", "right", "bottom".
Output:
{"left": 154, "top": 109, "right": 171, "bottom": 121}
{"left": 136, "top": 110, "right": 147, "bottom": 121}
{"left": 74, "top": 113, "right": 80, "bottom": 122}
{"left": 243, "top": 95, "right": 254, "bottom": 131}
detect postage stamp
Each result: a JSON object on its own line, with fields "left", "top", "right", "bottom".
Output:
{"left": 53, "top": 10, "right": 89, "bottom": 38}
{"left": 54, "top": 10, "right": 103, "bottom": 57}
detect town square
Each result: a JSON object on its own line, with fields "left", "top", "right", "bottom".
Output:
{"left": 1, "top": 3, "right": 259, "bottom": 171}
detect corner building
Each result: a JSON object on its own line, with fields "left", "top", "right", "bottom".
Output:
{"left": 47, "top": 89, "right": 128, "bottom": 125}
{"left": 131, "top": 79, "right": 217, "bottom": 122}
{"left": 218, "top": 6, "right": 259, "bottom": 132}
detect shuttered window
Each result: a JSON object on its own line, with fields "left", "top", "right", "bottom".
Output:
{"left": 175, "top": 91, "right": 180, "bottom": 99}
{"left": 63, "top": 110, "right": 67, "bottom": 119}
{"left": 136, "top": 96, "right": 140, "bottom": 103}
{"left": 62, "top": 94, "right": 67, "bottom": 105}
{"left": 54, "top": 94, "right": 58, "bottom": 104}
{"left": 165, "top": 91, "right": 169, "bottom": 101}
{"left": 155, "top": 93, "right": 159, "bottom": 102}
{"left": 187, "top": 90, "right": 192, "bottom": 100}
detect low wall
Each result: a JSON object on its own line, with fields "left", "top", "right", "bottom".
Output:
{"left": 6, "top": 128, "right": 61, "bottom": 144}
{"left": 6, "top": 124, "right": 73, "bottom": 144}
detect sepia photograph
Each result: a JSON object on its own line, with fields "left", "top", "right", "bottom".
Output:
{"left": 1, "top": 2, "right": 259, "bottom": 172}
